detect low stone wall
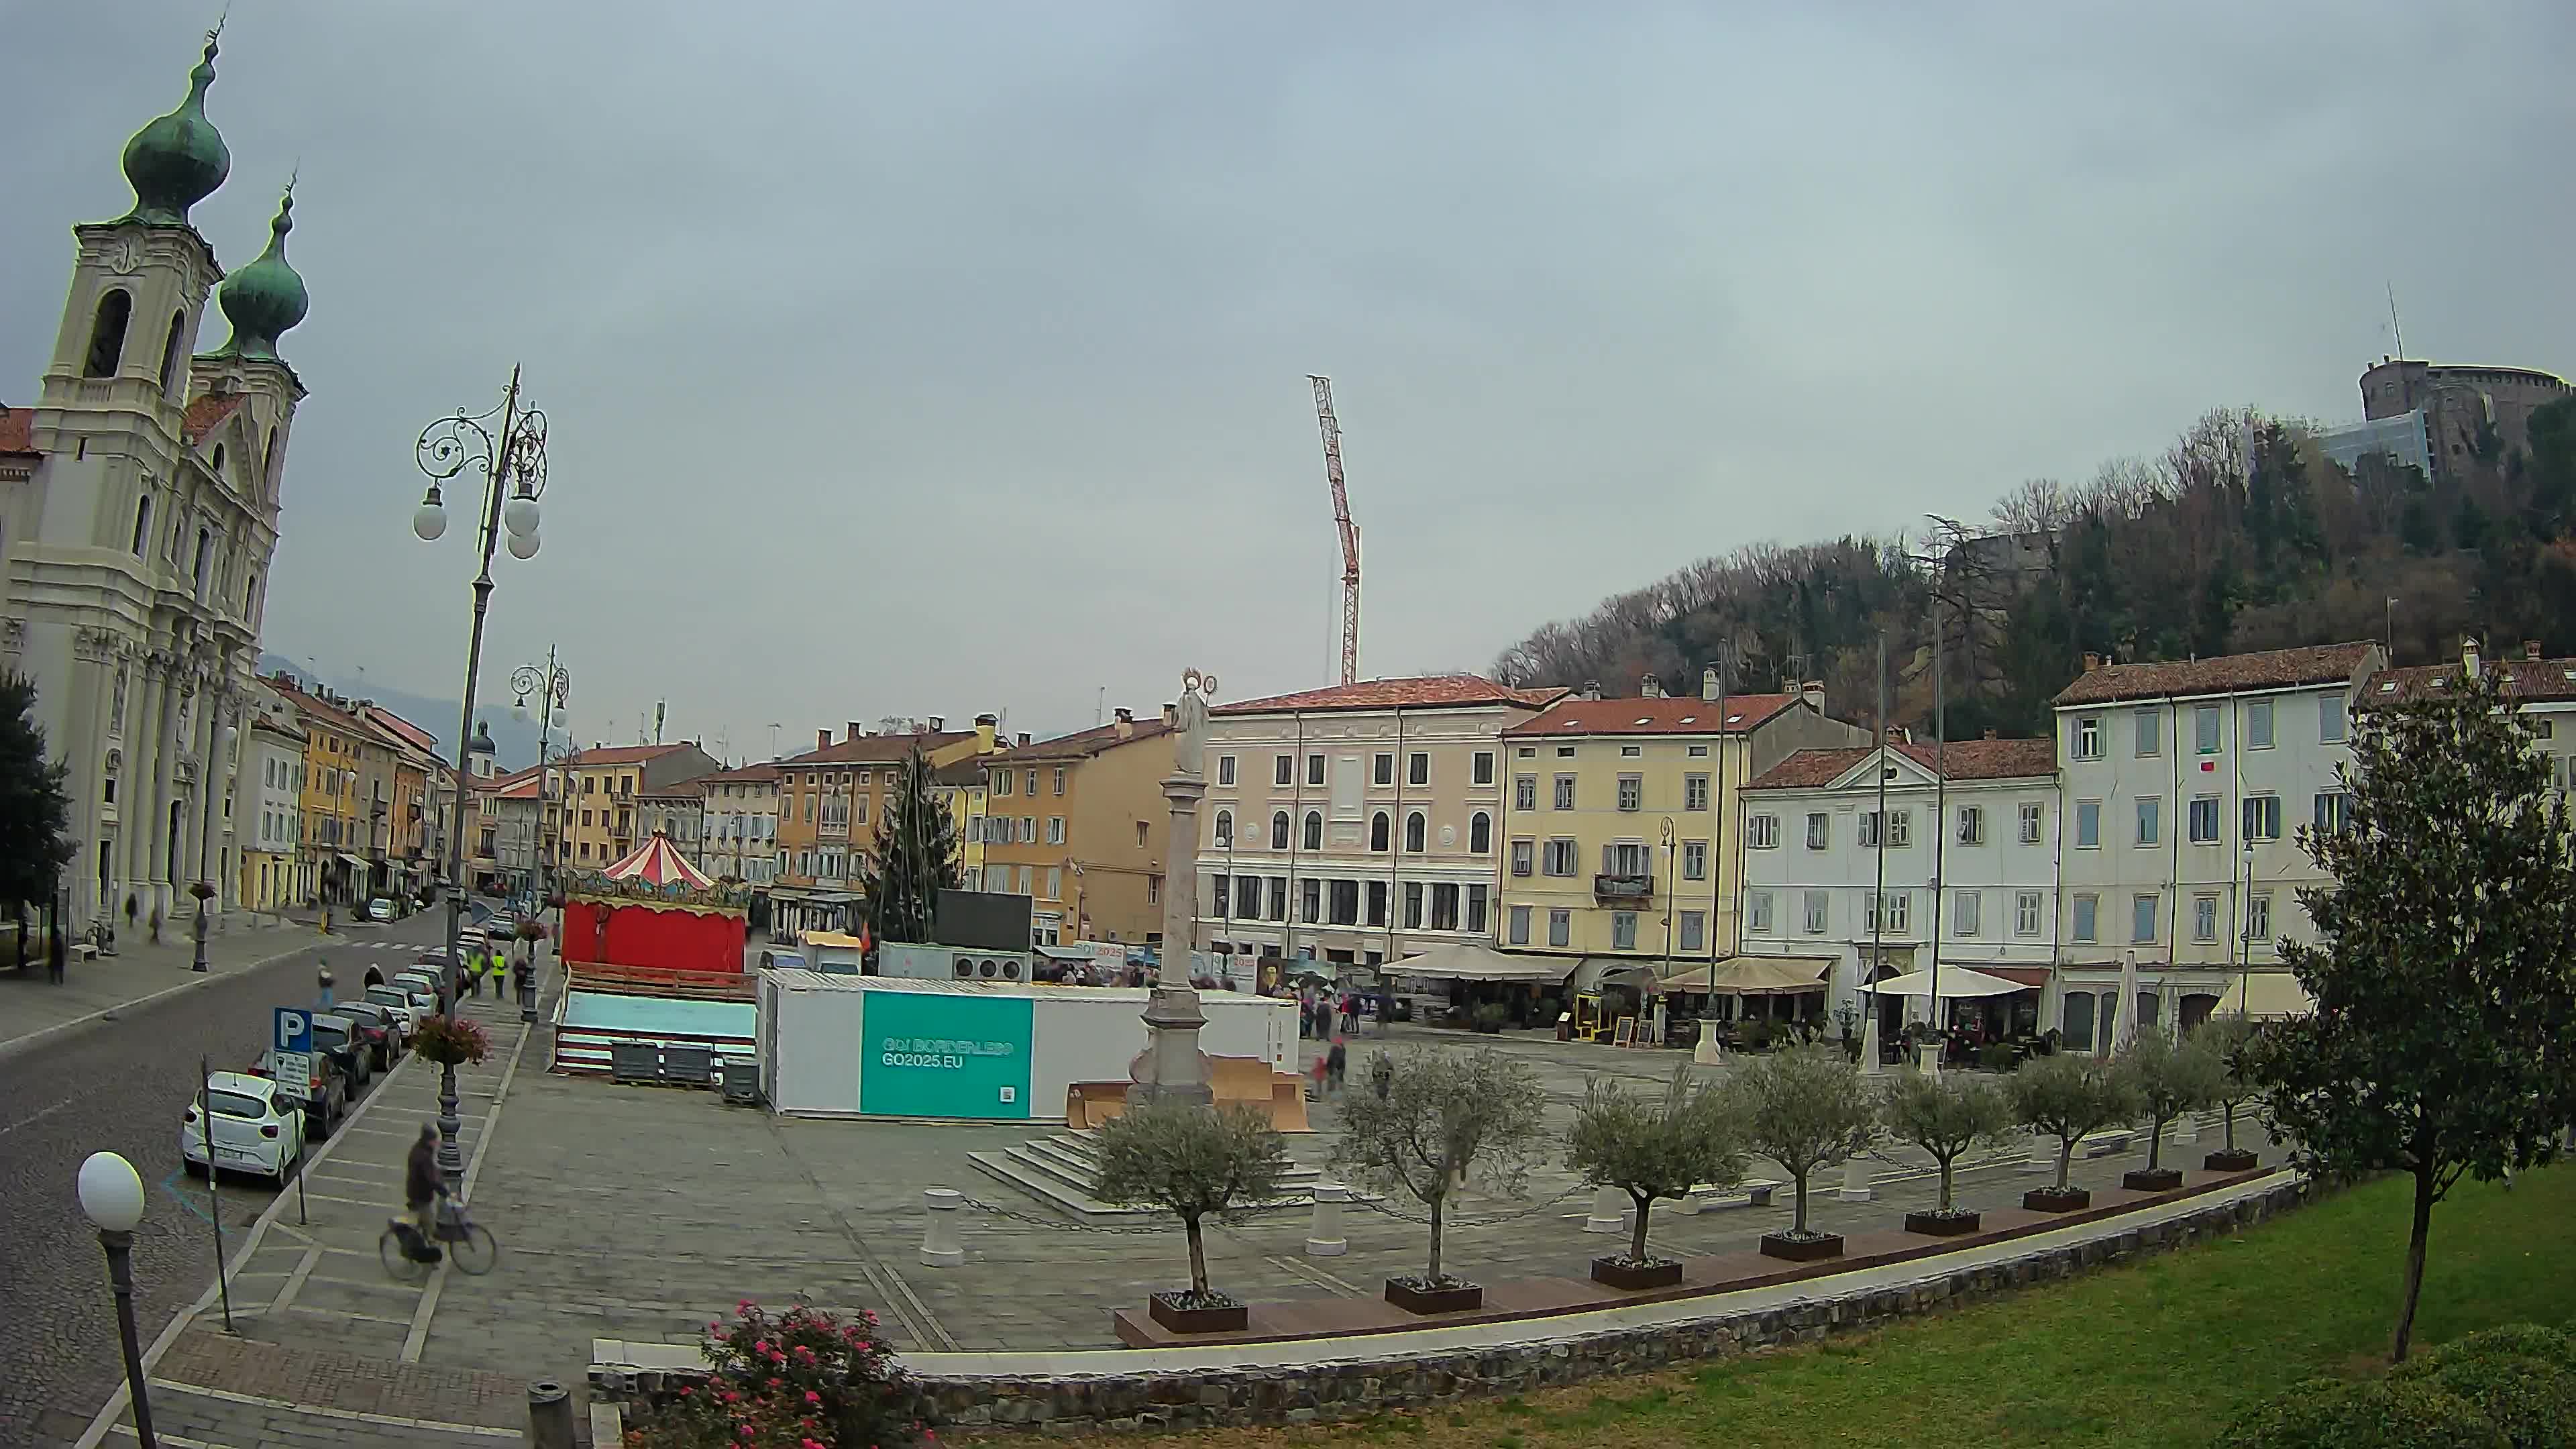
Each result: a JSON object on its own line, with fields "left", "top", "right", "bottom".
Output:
{"left": 913, "top": 1179, "right": 2308, "bottom": 1435}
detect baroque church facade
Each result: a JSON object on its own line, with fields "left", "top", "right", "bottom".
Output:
{"left": 0, "top": 30, "right": 312, "bottom": 930}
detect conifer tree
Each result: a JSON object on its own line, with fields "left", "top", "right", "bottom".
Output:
{"left": 863, "top": 745, "right": 959, "bottom": 946}
{"left": 0, "top": 672, "right": 75, "bottom": 918}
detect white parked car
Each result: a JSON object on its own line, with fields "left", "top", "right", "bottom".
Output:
{"left": 362, "top": 984, "right": 425, "bottom": 1034}
{"left": 181, "top": 1071, "right": 306, "bottom": 1184}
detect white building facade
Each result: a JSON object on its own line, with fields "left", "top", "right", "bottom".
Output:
{"left": 239, "top": 686, "right": 304, "bottom": 912}
{"left": 698, "top": 763, "right": 782, "bottom": 885}
{"left": 1738, "top": 737, "right": 2061, "bottom": 1039}
{"left": 1, "top": 34, "right": 311, "bottom": 929}
{"left": 1188, "top": 676, "right": 1564, "bottom": 967}
{"left": 2049, "top": 642, "right": 2381, "bottom": 1048}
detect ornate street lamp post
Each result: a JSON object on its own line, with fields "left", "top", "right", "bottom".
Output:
{"left": 511, "top": 652, "right": 568, "bottom": 1024}
{"left": 411, "top": 366, "right": 549, "bottom": 1175}
{"left": 191, "top": 706, "right": 238, "bottom": 974}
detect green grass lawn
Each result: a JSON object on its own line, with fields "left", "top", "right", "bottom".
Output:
{"left": 1080, "top": 1165, "right": 2576, "bottom": 1449}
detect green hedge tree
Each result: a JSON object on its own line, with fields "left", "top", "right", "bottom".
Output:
{"left": 1093, "top": 1102, "right": 1289, "bottom": 1306}
{"left": 0, "top": 672, "right": 74, "bottom": 926}
{"left": 1566, "top": 1062, "right": 1744, "bottom": 1265}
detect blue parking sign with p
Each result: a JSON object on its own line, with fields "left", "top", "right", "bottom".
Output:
{"left": 275, "top": 1007, "right": 311, "bottom": 1054}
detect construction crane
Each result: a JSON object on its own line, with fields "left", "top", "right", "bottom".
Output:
{"left": 1308, "top": 374, "right": 1362, "bottom": 684}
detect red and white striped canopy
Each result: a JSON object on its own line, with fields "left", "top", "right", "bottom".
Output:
{"left": 598, "top": 832, "right": 714, "bottom": 890}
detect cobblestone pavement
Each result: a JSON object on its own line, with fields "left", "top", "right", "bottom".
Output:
{"left": 64, "top": 926, "right": 534, "bottom": 1449}
{"left": 425, "top": 1022, "right": 2273, "bottom": 1364}
{"left": 0, "top": 914, "right": 452, "bottom": 1448}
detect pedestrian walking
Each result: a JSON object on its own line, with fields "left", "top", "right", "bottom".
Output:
{"left": 47, "top": 916, "right": 67, "bottom": 985}
{"left": 1326, "top": 1035, "right": 1348, "bottom": 1095}
{"left": 318, "top": 961, "right": 335, "bottom": 1009}
{"left": 364, "top": 962, "right": 384, "bottom": 989}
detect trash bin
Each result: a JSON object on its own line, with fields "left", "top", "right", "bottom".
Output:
{"left": 720, "top": 1060, "right": 762, "bottom": 1106}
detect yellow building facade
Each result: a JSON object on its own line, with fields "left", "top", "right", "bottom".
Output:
{"left": 979, "top": 709, "right": 1173, "bottom": 946}
{"left": 769, "top": 718, "right": 996, "bottom": 938}
{"left": 1496, "top": 679, "right": 1864, "bottom": 973}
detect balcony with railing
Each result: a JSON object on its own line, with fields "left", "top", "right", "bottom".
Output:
{"left": 1593, "top": 873, "right": 1654, "bottom": 902}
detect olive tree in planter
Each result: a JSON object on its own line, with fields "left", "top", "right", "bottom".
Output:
{"left": 1332, "top": 1048, "right": 1548, "bottom": 1313}
{"left": 1726, "top": 1043, "right": 1880, "bottom": 1261}
{"left": 2007, "top": 1053, "right": 2139, "bottom": 1212}
{"left": 1566, "top": 1063, "right": 1743, "bottom": 1289}
{"left": 2115, "top": 1026, "right": 2224, "bottom": 1191}
{"left": 1880, "top": 1067, "right": 2017, "bottom": 1235}
{"left": 1093, "top": 1102, "right": 1290, "bottom": 1334}
{"left": 2192, "top": 1014, "right": 2264, "bottom": 1172}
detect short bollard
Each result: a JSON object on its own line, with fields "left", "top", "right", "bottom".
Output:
{"left": 1583, "top": 1185, "right": 1627, "bottom": 1233}
{"left": 2021, "top": 1130, "right": 2054, "bottom": 1174}
{"left": 2174, "top": 1112, "right": 2199, "bottom": 1146}
{"left": 920, "top": 1187, "right": 965, "bottom": 1268}
{"left": 1305, "top": 1183, "right": 1349, "bottom": 1256}
{"left": 527, "top": 1380, "right": 576, "bottom": 1449}
{"left": 1836, "top": 1154, "right": 1874, "bottom": 1202}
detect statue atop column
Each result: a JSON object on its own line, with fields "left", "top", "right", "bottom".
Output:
{"left": 1171, "top": 668, "right": 1217, "bottom": 776}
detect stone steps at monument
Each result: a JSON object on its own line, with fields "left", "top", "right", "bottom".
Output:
{"left": 967, "top": 1130, "right": 1328, "bottom": 1224}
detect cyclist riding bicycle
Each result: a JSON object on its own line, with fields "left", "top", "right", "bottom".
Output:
{"left": 402, "top": 1123, "right": 445, "bottom": 1262}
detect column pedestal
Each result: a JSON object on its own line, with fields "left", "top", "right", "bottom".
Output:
{"left": 1128, "top": 769, "right": 1213, "bottom": 1109}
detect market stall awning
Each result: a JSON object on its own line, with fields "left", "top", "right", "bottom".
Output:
{"left": 1866, "top": 966, "right": 2025, "bottom": 998}
{"left": 1664, "top": 955, "right": 1834, "bottom": 995}
{"left": 2217, "top": 971, "right": 2314, "bottom": 1019}
{"left": 1393, "top": 942, "right": 1578, "bottom": 983}
{"left": 598, "top": 832, "right": 714, "bottom": 890}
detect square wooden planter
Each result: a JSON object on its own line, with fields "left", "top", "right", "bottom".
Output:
{"left": 2023, "top": 1186, "right": 2092, "bottom": 1212}
{"left": 1146, "top": 1292, "right": 1248, "bottom": 1335}
{"left": 1384, "top": 1277, "right": 1483, "bottom": 1315}
{"left": 1903, "top": 1210, "right": 1982, "bottom": 1236}
{"left": 1591, "top": 1256, "right": 1684, "bottom": 1290}
{"left": 2123, "top": 1167, "right": 2184, "bottom": 1192}
{"left": 1758, "top": 1231, "right": 1845, "bottom": 1263}
{"left": 2203, "top": 1148, "right": 2260, "bottom": 1173}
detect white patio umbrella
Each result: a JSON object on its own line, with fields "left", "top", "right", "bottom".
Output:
{"left": 2111, "top": 949, "right": 2141, "bottom": 1054}
{"left": 1863, "top": 966, "right": 2024, "bottom": 998}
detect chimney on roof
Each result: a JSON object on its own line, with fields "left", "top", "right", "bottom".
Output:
{"left": 2083, "top": 651, "right": 2102, "bottom": 672}
{"left": 1701, "top": 667, "right": 1721, "bottom": 702}
{"left": 1581, "top": 680, "right": 1602, "bottom": 701}
{"left": 847, "top": 720, "right": 865, "bottom": 741}
{"left": 1114, "top": 707, "right": 1135, "bottom": 738}
{"left": 1801, "top": 679, "right": 1825, "bottom": 712}
{"left": 1640, "top": 674, "right": 1664, "bottom": 698}
{"left": 928, "top": 716, "right": 945, "bottom": 732}
{"left": 1016, "top": 732, "right": 1031, "bottom": 747}
{"left": 2526, "top": 640, "right": 2543, "bottom": 661}
{"left": 2463, "top": 636, "right": 2481, "bottom": 678}
{"left": 817, "top": 728, "right": 831, "bottom": 751}
{"left": 1983, "top": 729, "right": 1998, "bottom": 740}
{"left": 1161, "top": 702, "right": 1177, "bottom": 727}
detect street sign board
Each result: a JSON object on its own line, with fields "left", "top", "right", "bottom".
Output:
{"left": 272, "top": 1007, "right": 314, "bottom": 1104}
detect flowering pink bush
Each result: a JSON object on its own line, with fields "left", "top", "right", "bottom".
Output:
{"left": 629, "top": 1301, "right": 913, "bottom": 1448}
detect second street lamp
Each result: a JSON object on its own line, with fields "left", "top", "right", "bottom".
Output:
{"left": 411, "top": 366, "right": 550, "bottom": 1175}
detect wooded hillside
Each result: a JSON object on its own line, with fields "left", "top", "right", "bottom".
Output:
{"left": 1491, "top": 397, "right": 2576, "bottom": 739}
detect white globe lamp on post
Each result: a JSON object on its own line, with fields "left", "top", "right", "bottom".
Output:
{"left": 78, "top": 1150, "right": 158, "bottom": 1448}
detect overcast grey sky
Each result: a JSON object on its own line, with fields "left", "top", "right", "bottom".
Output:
{"left": 9, "top": 3, "right": 2574, "bottom": 761}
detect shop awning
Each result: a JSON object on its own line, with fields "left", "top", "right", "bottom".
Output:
{"left": 2216, "top": 971, "right": 2314, "bottom": 1019}
{"left": 1968, "top": 965, "right": 2053, "bottom": 989}
{"left": 1866, "top": 966, "right": 2025, "bottom": 998}
{"left": 1393, "top": 942, "right": 1578, "bottom": 983}
{"left": 1661, "top": 956, "right": 1834, "bottom": 996}
{"left": 336, "top": 853, "right": 368, "bottom": 871}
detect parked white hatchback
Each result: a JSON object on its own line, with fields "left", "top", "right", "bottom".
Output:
{"left": 180, "top": 1071, "right": 306, "bottom": 1184}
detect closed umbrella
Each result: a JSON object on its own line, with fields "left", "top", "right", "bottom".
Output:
{"left": 2111, "top": 949, "right": 2139, "bottom": 1055}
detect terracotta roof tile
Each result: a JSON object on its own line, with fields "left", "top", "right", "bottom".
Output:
{"left": 1746, "top": 737, "right": 2056, "bottom": 791}
{"left": 1216, "top": 675, "right": 1568, "bottom": 716}
{"left": 697, "top": 762, "right": 782, "bottom": 784}
{"left": 774, "top": 731, "right": 974, "bottom": 767}
{"left": 1503, "top": 694, "right": 1799, "bottom": 738}
{"left": 566, "top": 743, "right": 690, "bottom": 767}
{"left": 2051, "top": 643, "right": 2378, "bottom": 708}
{"left": 181, "top": 392, "right": 246, "bottom": 445}
{"left": 930, "top": 759, "right": 991, "bottom": 787}
{"left": 2366, "top": 654, "right": 2576, "bottom": 705}
{"left": 990, "top": 718, "right": 1173, "bottom": 762}
{"left": 0, "top": 405, "right": 36, "bottom": 457}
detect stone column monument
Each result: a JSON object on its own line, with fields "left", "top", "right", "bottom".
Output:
{"left": 1129, "top": 668, "right": 1219, "bottom": 1109}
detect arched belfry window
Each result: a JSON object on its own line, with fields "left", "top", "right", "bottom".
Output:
{"left": 157, "top": 311, "right": 186, "bottom": 395}
{"left": 85, "top": 290, "right": 133, "bottom": 378}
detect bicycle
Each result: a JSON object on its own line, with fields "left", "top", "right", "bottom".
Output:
{"left": 380, "top": 1192, "right": 498, "bottom": 1281}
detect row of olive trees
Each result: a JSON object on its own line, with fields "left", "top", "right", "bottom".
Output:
{"left": 1096, "top": 1025, "right": 2263, "bottom": 1311}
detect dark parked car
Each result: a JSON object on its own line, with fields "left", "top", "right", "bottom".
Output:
{"left": 308, "top": 1012, "right": 372, "bottom": 1092}
{"left": 335, "top": 1000, "right": 404, "bottom": 1069}
{"left": 248, "top": 1046, "right": 350, "bottom": 1139}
